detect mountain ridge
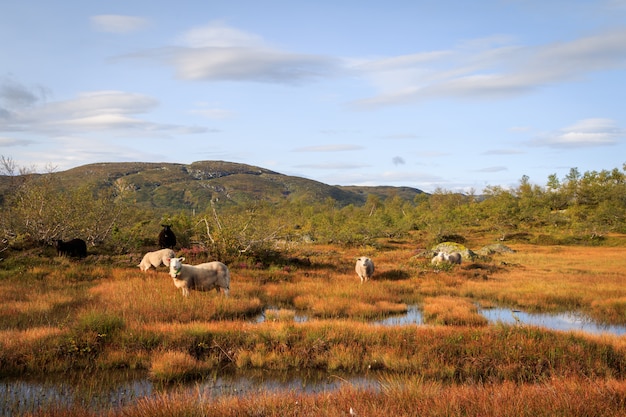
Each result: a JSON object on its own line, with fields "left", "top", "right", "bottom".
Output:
{"left": 0, "top": 160, "right": 426, "bottom": 211}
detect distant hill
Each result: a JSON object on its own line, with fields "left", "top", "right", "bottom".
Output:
{"left": 0, "top": 160, "right": 425, "bottom": 211}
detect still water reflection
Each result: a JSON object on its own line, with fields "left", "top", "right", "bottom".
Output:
{"left": 481, "top": 308, "right": 626, "bottom": 336}
{"left": 257, "top": 305, "right": 626, "bottom": 336}
{"left": 1, "top": 371, "right": 377, "bottom": 415}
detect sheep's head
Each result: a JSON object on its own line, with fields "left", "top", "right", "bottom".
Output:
{"left": 169, "top": 257, "right": 185, "bottom": 278}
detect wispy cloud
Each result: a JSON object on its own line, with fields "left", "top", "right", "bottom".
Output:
{"left": 190, "top": 107, "right": 234, "bottom": 120}
{"left": 294, "top": 162, "right": 366, "bottom": 169}
{"left": 381, "top": 133, "right": 420, "bottom": 140}
{"left": 473, "top": 166, "right": 508, "bottom": 172}
{"left": 0, "top": 137, "right": 35, "bottom": 146}
{"left": 392, "top": 156, "right": 405, "bottom": 165}
{"left": 0, "top": 87, "right": 207, "bottom": 137}
{"left": 125, "top": 21, "right": 341, "bottom": 85}
{"left": 482, "top": 149, "right": 524, "bottom": 155}
{"left": 91, "top": 15, "right": 150, "bottom": 34}
{"left": 351, "top": 28, "right": 626, "bottom": 108}
{"left": 530, "top": 118, "right": 624, "bottom": 148}
{"left": 293, "top": 144, "right": 364, "bottom": 152}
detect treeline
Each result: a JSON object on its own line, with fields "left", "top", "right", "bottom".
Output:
{"left": 1, "top": 155, "right": 625, "bottom": 260}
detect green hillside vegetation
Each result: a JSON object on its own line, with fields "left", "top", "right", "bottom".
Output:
{"left": 0, "top": 157, "right": 625, "bottom": 260}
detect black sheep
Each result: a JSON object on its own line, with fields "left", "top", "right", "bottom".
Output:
{"left": 159, "top": 225, "right": 177, "bottom": 249}
{"left": 55, "top": 238, "right": 87, "bottom": 258}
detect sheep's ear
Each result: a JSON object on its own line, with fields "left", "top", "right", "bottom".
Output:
{"left": 180, "top": 257, "right": 185, "bottom": 262}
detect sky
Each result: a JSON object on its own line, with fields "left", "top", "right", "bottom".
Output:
{"left": 1, "top": 0, "right": 626, "bottom": 193}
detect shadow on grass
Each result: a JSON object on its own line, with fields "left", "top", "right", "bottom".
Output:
{"left": 376, "top": 269, "right": 411, "bottom": 281}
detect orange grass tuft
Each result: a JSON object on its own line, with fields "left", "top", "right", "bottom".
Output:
{"left": 149, "top": 350, "right": 214, "bottom": 382}
{"left": 422, "top": 296, "right": 488, "bottom": 326}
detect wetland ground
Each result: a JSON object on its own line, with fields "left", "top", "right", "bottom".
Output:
{"left": 1, "top": 234, "right": 626, "bottom": 416}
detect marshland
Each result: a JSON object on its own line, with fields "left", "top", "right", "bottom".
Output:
{"left": 1, "top": 160, "right": 626, "bottom": 416}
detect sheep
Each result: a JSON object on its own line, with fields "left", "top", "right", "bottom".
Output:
{"left": 355, "top": 256, "right": 374, "bottom": 283}
{"left": 55, "top": 239, "right": 87, "bottom": 258}
{"left": 446, "top": 252, "right": 462, "bottom": 265}
{"left": 139, "top": 248, "right": 176, "bottom": 272}
{"left": 169, "top": 257, "right": 230, "bottom": 297}
{"left": 159, "top": 225, "right": 177, "bottom": 249}
{"left": 431, "top": 251, "right": 462, "bottom": 265}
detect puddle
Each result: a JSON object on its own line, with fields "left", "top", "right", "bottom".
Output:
{"left": 254, "top": 306, "right": 424, "bottom": 326}
{"left": 253, "top": 305, "right": 626, "bottom": 336}
{"left": 254, "top": 307, "right": 309, "bottom": 323}
{"left": 371, "top": 305, "right": 424, "bottom": 325}
{"left": 0, "top": 371, "right": 377, "bottom": 415}
{"left": 0, "top": 373, "right": 153, "bottom": 415}
{"left": 480, "top": 308, "right": 626, "bottom": 336}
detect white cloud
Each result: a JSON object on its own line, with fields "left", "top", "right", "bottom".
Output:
{"left": 91, "top": 15, "right": 150, "bottom": 34}
{"left": 530, "top": 118, "right": 624, "bottom": 148}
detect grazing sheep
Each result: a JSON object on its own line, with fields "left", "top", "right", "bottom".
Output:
{"left": 139, "top": 248, "right": 176, "bottom": 272}
{"left": 55, "top": 239, "right": 87, "bottom": 258}
{"left": 169, "top": 257, "right": 230, "bottom": 297}
{"left": 355, "top": 257, "right": 374, "bottom": 283}
{"left": 159, "top": 225, "right": 177, "bottom": 249}
{"left": 431, "top": 251, "right": 462, "bottom": 265}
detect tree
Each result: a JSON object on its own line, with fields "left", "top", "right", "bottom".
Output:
{"left": 415, "top": 188, "right": 468, "bottom": 243}
{"left": 480, "top": 185, "right": 519, "bottom": 240}
{"left": 515, "top": 175, "right": 550, "bottom": 227}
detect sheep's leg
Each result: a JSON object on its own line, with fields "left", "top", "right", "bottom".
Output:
{"left": 182, "top": 287, "right": 189, "bottom": 297}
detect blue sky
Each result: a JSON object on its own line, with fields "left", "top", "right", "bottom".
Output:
{"left": 1, "top": 0, "right": 625, "bottom": 193}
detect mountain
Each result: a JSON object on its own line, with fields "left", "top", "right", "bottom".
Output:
{"left": 0, "top": 160, "right": 425, "bottom": 211}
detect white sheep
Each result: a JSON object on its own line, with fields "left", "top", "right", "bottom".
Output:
{"left": 355, "top": 256, "right": 374, "bottom": 283}
{"left": 431, "top": 251, "right": 462, "bottom": 266}
{"left": 169, "top": 257, "right": 230, "bottom": 297}
{"left": 139, "top": 249, "right": 176, "bottom": 272}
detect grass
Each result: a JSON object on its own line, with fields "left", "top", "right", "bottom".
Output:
{"left": 1, "top": 234, "right": 626, "bottom": 415}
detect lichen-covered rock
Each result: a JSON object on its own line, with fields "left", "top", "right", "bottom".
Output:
{"left": 432, "top": 242, "right": 477, "bottom": 261}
